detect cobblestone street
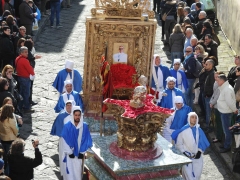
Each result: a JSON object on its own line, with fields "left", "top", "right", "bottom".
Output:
{"left": 19, "top": 0, "right": 236, "bottom": 179}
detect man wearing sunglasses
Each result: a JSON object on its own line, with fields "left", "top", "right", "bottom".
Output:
{"left": 182, "top": 46, "right": 196, "bottom": 109}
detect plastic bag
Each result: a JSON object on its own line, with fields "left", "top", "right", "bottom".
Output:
{"left": 32, "top": 19, "right": 39, "bottom": 31}
{"left": 36, "top": 8, "right": 41, "bottom": 21}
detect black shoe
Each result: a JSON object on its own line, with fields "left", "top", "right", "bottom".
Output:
{"left": 219, "top": 145, "right": 224, "bottom": 149}
{"left": 30, "top": 101, "right": 38, "bottom": 106}
{"left": 219, "top": 148, "right": 231, "bottom": 153}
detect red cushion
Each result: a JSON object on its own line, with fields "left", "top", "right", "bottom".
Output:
{"left": 111, "top": 64, "right": 138, "bottom": 89}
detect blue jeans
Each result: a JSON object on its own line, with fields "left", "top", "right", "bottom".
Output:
{"left": 202, "top": 94, "right": 211, "bottom": 127}
{"left": 184, "top": 79, "right": 195, "bottom": 109}
{"left": 50, "top": 2, "right": 60, "bottom": 26}
{"left": 2, "top": 141, "right": 12, "bottom": 175}
{"left": 220, "top": 113, "right": 232, "bottom": 149}
{"left": 171, "top": 52, "right": 183, "bottom": 68}
{"left": 18, "top": 77, "right": 31, "bottom": 110}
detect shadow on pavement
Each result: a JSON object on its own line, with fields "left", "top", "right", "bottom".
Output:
{"left": 35, "top": 2, "right": 85, "bottom": 53}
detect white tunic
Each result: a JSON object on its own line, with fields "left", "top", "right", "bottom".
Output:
{"left": 176, "top": 71, "right": 185, "bottom": 93}
{"left": 176, "top": 128, "right": 203, "bottom": 180}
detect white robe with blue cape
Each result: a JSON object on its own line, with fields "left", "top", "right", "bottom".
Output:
{"left": 169, "top": 68, "right": 188, "bottom": 93}
{"left": 52, "top": 69, "right": 83, "bottom": 93}
{"left": 171, "top": 124, "right": 210, "bottom": 180}
{"left": 158, "top": 87, "right": 185, "bottom": 109}
{"left": 50, "top": 112, "right": 72, "bottom": 175}
{"left": 54, "top": 91, "right": 84, "bottom": 113}
{"left": 61, "top": 121, "right": 92, "bottom": 180}
{"left": 163, "top": 105, "right": 192, "bottom": 142}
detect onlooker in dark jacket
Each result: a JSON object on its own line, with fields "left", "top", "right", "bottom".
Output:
{"left": 1, "top": 10, "right": 11, "bottom": 22}
{"left": 193, "top": 2, "right": 201, "bottom": 23}
{"left": 234, "top": 66, "right": 240, "bottom": 94}
{"left": 0, "top": 26, "right": 15, "bottom": 70}
{"left": 182, "top": 46, "right": 196, "bottom": 109}
{"left": 0, "top": 77, "right": 16, "bottom": 108}
{"left": 8, "top": 138, "right": 43, "bottom": 180}
{"left": 24, "top": 40, "right": 40, "bottom": 105}
{"left": 169, "top": 23, "right": 185, "bottom": 66}
{"left": 227, "top": 55, "right": 240, "bottom": 87}
{"left": 14, "top": 26, "right": 31, "bottom": 54}
{"left": 199, "top": 59, "right": 215, "bottom": 130}
{"left": 3, "top": 0, "right": 15, "bottom": 16}
{"left": 195, "top": 11, "right": 207, "bottom": 38}
{"left": 6, "top": 15, "right": 18, "bottom": 38}
{"left": 14, "top": 0, "right": 23, "bottom": 18}
{"left": 199, "top": 21, "right": 212, "bottom": 40}
{"left": 183, "top": 6, "right": 195, "bottom": 23}
{"left": 162, "top": 0, "right": 177, "bottom": 44}
{"left": 19, "top": 0, "right": 36, "bottom": 35}
{"left": 204, "top": 34, "right": 218, "bottom": 64}
{"left": 177, "top": 7, "right": 185, "bottom": 24}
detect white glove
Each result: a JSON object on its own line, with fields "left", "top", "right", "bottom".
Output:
{"left": 30, "top": 75, "right": 35, "bottom": 81}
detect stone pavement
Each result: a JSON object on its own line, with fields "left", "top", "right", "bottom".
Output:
{"left": 18, "top": 0, "right": 236, "bottom": 179}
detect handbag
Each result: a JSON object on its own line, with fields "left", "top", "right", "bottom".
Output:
{"left": 162, "top": 7, "right": 173, "bottom": 21}
{"left": 236, "top": 90, "right": 240, "bottom": 102}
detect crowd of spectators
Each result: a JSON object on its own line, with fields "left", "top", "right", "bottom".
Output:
{"left": 154, "top": 0, "right": 240, "bottom": 156}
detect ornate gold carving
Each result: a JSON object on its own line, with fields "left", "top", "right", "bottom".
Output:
{"left": 92, "top": 0, "right": 155, "bottom": 20}
{"left": 83, "top": 18, "right": 156, "bottom": 114}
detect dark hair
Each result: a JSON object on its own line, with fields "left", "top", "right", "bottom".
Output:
{"left": 0, "top": 104, "right": 14, "bottom": 122}
{"left": 10, "top": 138, "right": 25, "bottom": 155}
{"left": 196, "top": 2, "right": 201, "bottom": 8}
{"left": 203, "top": 21, "right": 212, "bottom": 29}
{"left": 17, "top": 38, "right": 26, "bottom": 48}
{"left": 4, "top": 0, "right": 10, "bottom": 2}
{"left": 215, "top": 71, "right": 225, "bottom": 75}
{"left": 183, "top": 17, "right": 191, "bottom": 24}
{"left": 6, "top": 15, "right": 14, "bottom": 25}
{"left": 218, "top": 74, "right": 227, "bottom": 82}
{"left": 24, "top": 40, "right": 33, "bottom": 51}
{"left": 205, "top": 34, "right": 212, "bottom": 39}
{"left": 73, "top": 110, "right": 81, "bottom": 114}
{"left": 2, "top": 97, "right": 12, "bottom": 106}
{"left": 2, "top": 26, "right": 10, "bottom": 32}
{"left": 0, "top": 78, "right": 8, "bottom": 92}
{"left": 204, "top": 56, "right": 217, "bottom": 65}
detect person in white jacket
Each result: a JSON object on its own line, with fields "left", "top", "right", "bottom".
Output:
{"left": 216, "top": 74, "right": 238, "bottom": 153}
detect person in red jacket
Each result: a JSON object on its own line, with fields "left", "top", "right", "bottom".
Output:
{"left": 15, "top": 46, "right": 35, "bottom": 113}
